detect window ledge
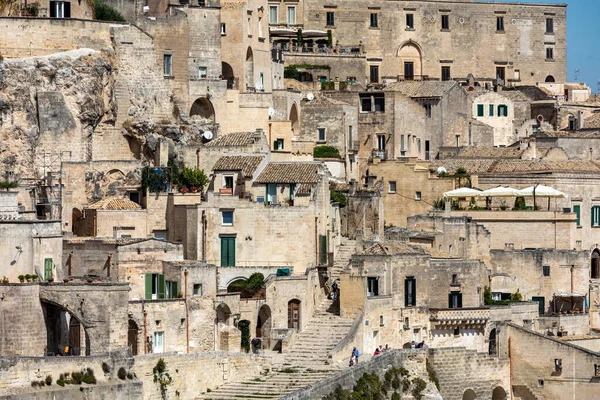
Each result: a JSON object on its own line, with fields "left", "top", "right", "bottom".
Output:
{"left": 496, "top": 30, "right": 505, "bottom": 34}
{"left": 440, "top": 29, "right": 450, "bottom": 32}
{"left": 316, "top": 140, "right": 327, "bottom": 144}
{"left": 405, "top": 27, "right": 415, "bottom": 31}
{"left": 221, "top": 33, "right": 226, "bottom": 36}
{"left": 325, "top": 25, "right": 335, "bottom": 28}
{"left": 369, "top": 27, "right": 380, "bottom": 30}
{"left": 163, "top": 75, "right": 174, "bottom": 79}
{"left": 258, "top": 37, "right": 266, "bottom": 42}
{"left": 388, "top": 191, "right": 396, "bottom": 194}
{"left": 546, "top": 58, "right": 555, "bottom": 62}
{"left": 545, "top": 32, "right": 555, "bottom": 35}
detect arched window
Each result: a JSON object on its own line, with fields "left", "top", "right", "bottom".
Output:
{"left": 190, "top": 98, "right": 216, "bottom": 121}
{"left": 488, "top": 328, "right": 497, "bottom": 355}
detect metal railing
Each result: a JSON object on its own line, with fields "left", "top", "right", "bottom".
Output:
{"left": 372, "top": 149, "right": 388, "bottom": 160}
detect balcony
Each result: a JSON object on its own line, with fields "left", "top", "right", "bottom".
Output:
{"left": 219, "top": 188, "right": 233, "bottom": 195}
{"left": 372, "top": 149, "right": 388, "bottom": 160}
{"left": 429, "top": 307, "right": 490, "bottom": 329}
{"left": 281, "top": 44, "right": 364, "bottom": 57}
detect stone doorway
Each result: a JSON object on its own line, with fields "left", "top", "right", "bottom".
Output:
{"left": 128, "top": 319, "right": 139, "bottom": 356}
{"left": 41, "top": 301, "right": 89, "bottom": 356}
{"left": 256, "top": 304, "right": 272, "bottom": 347}
{"left": 287, "top": 299, "right": 301, "bottom": 330}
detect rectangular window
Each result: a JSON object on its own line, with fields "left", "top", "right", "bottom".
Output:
{"left": 406, "top": 13, "right": 414, "bottom": 29}
{"left": 400, "top": 135, "right": 405, "bottom": 152}
{"left": 360, "top": 96, "right": 372, "bottom": 112}
{"left": 441, "top": 14, "right": 449, "bottom": 30}
{"left": 269, "top": 6, "right": 278, "bottom": 24}
{"left": 221, "top": 23, "right": 226, "bottom": 35}
{"left": 407, "top": 134, "right": 411, "bottom": 151}
{"left": 367, "top": 277, "right": 379, "bottom": 297}
{"left": 546, "top": 47, "right": 554, "bottom": 60}
{"left": 417, "top": 138, "right": 421, "bottom": 154}
{"left": 389, "top": 181, "right": 396, "bottom": 193}
{"left": 415, "top": 192, "right": 422, "bottom": 201}
{"left": 369, "top": 65, "right": 379, "bottom": 83}
{"left": 592, "top": 206, "right": 600, "bottom": 227}
{"left": 405, "top": 277, "right": 416, "bottom": 307}
{"left": 326, "top": 11, "right": 335, "bottom": 26}
{"left": 477, "top": 104, "right": 484, "bottom": 117}
{"left": 497, "top": 16, "right": 504, "bottom": 32}
{"left": 374, "top": 94, "right": 385, "bottom": 112}
{"left": 573, "top": 204, "right": 581, "bottom": 227}
{"left": 153, "top": 332, "right": 164, "bottom": 353}
{"left": 287, "top": 6, "right": 296, "bottom": 24}
{"left": 222, "top": 210, "right": 234, "bottom": 226}
{"left": 370, "top": 13, "right": 378, "bottom": 28}
{"left": 489, "top": 104, "right": 494, "bottom": 117}
{"left": 424, "top": 103, "right": 432, "bottom": 118}
{"left": 425, "top": 140, "right": 430, "bottom": 160}
{"left": 224, "top": 175, "right": 234, "bottom": 189}
{"left": 145, "top": 273, "right": 166, "bottom": 300}
{"left": 377, "top": 134, "right": 386, "bottom": 151}
{"left": 404, "top": 62, "right": 414, "bottom": 80}
{"left": 274, "top": 138, "right": 284, "bottom": 150}
{"left": 514, "top": 69, "right": 521, "bottom": 80}
{"left": 317, "top": 128, "right": 326, "bottom": 142}
{"left": 220, "top": 236, "right": 236, "bottom": 266}
{"left": 199, "top": 66, "right": 207, "bottom": 79}
{"left": 498, "top": 104, "right": 508, "bottom": 117}
{"left": 449, "top": 291, "right": 463, "bottom": 308}
{"left": 193, "top": 283, "right": 202, "bottom": 296}
{"left": 44, "top": 258, "right": 53, "bottom": 281}
{"left": 49, "top": 1, "right": 69, "bottom": 18}
{"left": 496, "top": 67, "right": 505, "bottom": 82}
{"left": 347, "top": 76, "right": 357, "bottom": 84}
{"left": 166, "top": 280, "right": 178, "bottom": 299}
{"left": 546, "top": 18, "right": 554, "bottom": 34}
{"left": 543, "top": 265, "right": 551, "bottom": 277}
{"left": 163, "top": 54, "right": 172, "bottom": 77}
{"left": 441, "top": 66, "right": 451, "bottom": 81}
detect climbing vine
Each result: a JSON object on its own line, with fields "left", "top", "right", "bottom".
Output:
{"left": 153, "top": 358, "right": 173, "bottom": 399}
{"left": 238, "top": 320, "right": 251, "bottom": 353}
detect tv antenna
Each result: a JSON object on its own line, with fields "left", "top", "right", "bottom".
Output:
{"left": 574, "top": 69, "right": 580, "bottom": 81}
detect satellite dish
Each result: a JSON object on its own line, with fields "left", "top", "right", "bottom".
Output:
{"left": 437, "top": 167, "right": 447, "bottom": 175}
{"left": 203, "top": 131, "right": 213, "bottom": 141}
{"left": 255, "top": 82, "right": 263, "bottom": 91}
{"left": 268, "top": 107, "right": 276, "bottom": 117}
{"left": 306, "top": 92, "right": 314, "bottom": 101}
{"left": 537, "top": 115, "right": 544, "bottom": 122}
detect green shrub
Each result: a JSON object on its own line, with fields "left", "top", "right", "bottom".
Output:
{"left": 57, "top": 379, "right": 65, "bottom": 387}
{"left": 402, "top": 377, "right": 411, "bottom": 393}
{"left": 94, "top": 1, "right": 126, "bottom": 22}
{"left": 127, "top": 373, "right": 133, "bottom": 380}
{"left": 181, "top": 167, "right": 208, "bottom": 191}
{"left": 513, "top": 196, "right": 526, "bottom": 210}
{"left": 71, "top": 371, "right": 83, "bottom": 385}
{"left": 117, "top": 367, "right": 127, "bottom": 380}
{"left": 0, "top": 180, "right": 18, "bottom": 190}
{"left": 426, "top": 358, "right": 440, "bottom": 390}
{"left": 279, "top": 368, "right": 298, "bottom": 374}
{"left": 411, "top": 377, "right": 427, "bottom": 400}
{"left": 330, "top": 191, "right": 347, "bottom": 208}
{"left": 227, "top": 273, "right": 264, "bottom": 298}
{"left": 392, "top": 392, "right": 401, "bottom": 400}
{"left": 313, "top": 145, "right": 341, "bottom": 159}
{"left": 238, "top": 320, "right": 251, "bottom": 353}
{"left": 511, "top": 290, "right": 523, "bottom": 302}
{"left": 45, "top": 375, "right": 53, "bottom": 386}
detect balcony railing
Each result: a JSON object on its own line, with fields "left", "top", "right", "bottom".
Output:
{"left": 282, "top": 44, "right": 364, "bottom": 57}
{"left": 372, "top": 149, "right": 388, "bottom": 160}
{"left": 429, "top": 308, "right": 490, "bottom": 327}
{"left": 219, "top": 188, "right": 233, "bottom": 195}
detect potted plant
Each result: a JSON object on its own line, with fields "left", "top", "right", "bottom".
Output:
{"left": 87, "top": 278, "right": 93, "bottom": 283}
{"left": 180, "top": 187, "right": 189, "bottom": 194}
{"left": 18, "top": 275, "right": 25, "bottom": 283}
{"left": 47, "top": 277, "right": 54, "bottom": 283}
{"left": 31, "top": 275, "right": 38, "bottom": 282}
{"left": 190, "top": 186, "right": 199, "bottom": 193}
{"left": 2, "top": 276, "right": 8, "bottom": 284}
{"left": 63, "top": 278, "right": 70, "bottom": 283}
{"left": 25, "top": 274, "right": 31, "bottom": 282}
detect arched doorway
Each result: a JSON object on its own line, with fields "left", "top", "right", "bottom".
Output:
{"left": 245, "top": 47, "right": 254, "bottom": 89}
{"left": 492, "top": 386, "right": 507, "bottom": 400}
{"left": 222, "top": 61, "right": 235, "bottom": 89}
{"left": 216, "top": 303, "right": 232, "bottom": 326}
{"left": 463, "top": 389, "right": 477, "bottom": 400}
{"left": 256, "top": 304, "right": 272, "bottom": 347}
{"left": 128, "top": 319, "right": 139, "bottom": 356}
{"left": 227, "top": 278, "right": 247, "bottom": 293}
{"left": 592, "top": 249, "right": 600, "bottom": 279}
{"left": 289, "top": 103, "right": 299, "bottom": 133}
{"left": 190, "top": 98, "right": 215, "bottom": 122}
{"left": 41, "top": 301, "right": 89, "bottom": 356}
{"left": 488, "top": 328, "right": 497, "bottom": 355}
{"left": 545, "top": 75, "right": 556, "bottom": 83}
{"left": 287, "top": 299, "right": 301, "bottom": 330}
{"left": 398, "top": 41, "right": 423, "bottom": 81}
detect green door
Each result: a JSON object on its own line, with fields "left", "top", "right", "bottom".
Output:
{"left": 532, "top": 296, "right": 545, "bottom": 316}
{"left": 158, "top": 274, "right": 166, "bottom": 299}
{"left": 145, "top": 274, "right": 152, "bottom": 300}
{"left": 319, "top": 235, "right": 327, "bottom": 265}
{"left": 44, "top": 258, "right": 53, "bottom": 281}
{"left": 221, "top": 237, "right": 236, "bottom": 267}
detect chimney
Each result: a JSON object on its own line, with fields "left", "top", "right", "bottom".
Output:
{"left": 579, "top": 111, "right": 585, "bottom": 130}
{"left": 529, "top": 138, "right": 537, "bottom": 159}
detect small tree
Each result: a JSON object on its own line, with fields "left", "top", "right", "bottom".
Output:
{"left": 94, "top": 1, "right": 126, "bottom": 22}
{"left": 313, "top": 145, "right": 341, "bottom": 159}
{"left": 296, "top": 29, "right": 303, "bottom": 48}
{"left": 153, "top": 359, "right": 173, "bottom": 400}
{"left": 327, "top": 29, "right": 333, "bottom": 47}
{"left": 181, "top": 168, "right": 208, "bottom": 191}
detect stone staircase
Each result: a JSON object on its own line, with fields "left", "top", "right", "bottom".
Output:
{"left": 197, "top": 299, "right": 354, "bottom": 400}
{"left": 513, "top": 384, "right": 543, "bottom": 400}
{"left": 329, "top": 237, "right": 357, "bottom": 280}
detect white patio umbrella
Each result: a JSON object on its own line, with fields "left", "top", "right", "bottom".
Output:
{"left": 515, "top": 184, "right": 567, "bottom": 210}
{"left": 443, "top": 188, "right": 482, "bottom": 198}
{"left": 477, "top": 186, "right": 520, "bottom": 197}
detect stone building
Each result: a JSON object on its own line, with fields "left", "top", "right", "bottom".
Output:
{"left": 270, "top": 0, "right": 566, "bottom": 86}
{"left": 0, "top": 0, "right": 93, "bottom": 18}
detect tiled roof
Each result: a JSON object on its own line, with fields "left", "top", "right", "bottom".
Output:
{"left": 384, "top": 80, "right": 457, "bottom": 98}
{"left": 254, "top": 162, "right": 322, "bottom": 184}
{"left": 213, "top": 155, "right": 265, "bottom": 176}
{"left": 565, "top": 83, "right": 588, "bottom": 90}
{"left": 457, "top": 147, "right": 524, "bottom": 159}
{"left": 295, "top": 183, "right": 315, "bottom": 197}
{"left": 498, "top": 90, "right": 530, "bottom": 102}
{"left": 304, "top": 95, "right": 349, "bottom": 106}
{"left": 205, "top": 132, "right": 256, "bottom": 147}
{"left": 360, "top": 242, "right": 428, "bottom": 256}
{"left": 583, "top": 113, "right": 600, "bottom": 130}
{"left": 536, "top": 130, "right": 600, "bottom": 138}
{"left": 433, "top": 159, "right": 496, "bottom": 174}
{"left": 88, "top": 197, "right": 141, "bottom": 210}
{"left": 490, "top": 160, "right": 600, "bottom": 174}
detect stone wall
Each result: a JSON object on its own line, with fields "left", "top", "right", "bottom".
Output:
{"left": 132, "top": 351, "right": 271, "bottom": 400}
{"left": 0, "top": 285, "right": 46, "bottom": 357}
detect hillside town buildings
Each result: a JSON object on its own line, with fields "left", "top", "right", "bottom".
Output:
{"left": 1, "top": 0, "right": 600, "bottom": 399}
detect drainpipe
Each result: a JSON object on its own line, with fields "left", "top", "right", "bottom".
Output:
{"left": 107, "top": 254, "right": 112, "bottom": 279}
{"left": 509, "top": 336, "right": 513, "bottom": 399}
{"left": 202, "top": 211, "right": 207, "bottom": 262}
{"left": 185, "top": 269, "right": 190, "bottom": 353}
{"left": 68, "top": 252, "right": 73, "bottom": 277}
{"left": 196, "top": 148, "right": 201, "bottom": 171}
{"left": 143, "top": 307, "right": 148, "bottom": 354}
{"left": 315, "top": 217, "right": 319, "bottom": 266}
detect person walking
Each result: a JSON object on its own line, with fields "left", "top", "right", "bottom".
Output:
{"left": 352, "top": 346, "right": 360, "bottom": 363}
{"left": 332, "top": 280, "right": 339, "bottom": 301}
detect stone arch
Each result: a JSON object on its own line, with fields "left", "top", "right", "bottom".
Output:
{"left": 41, "top": 300, "right": 90, "bottom": 356}
{"left": 488, "top": 328, "right": 497, "bottom": 355}
{"left": 492, "top": 386, "right": 507, "bottom": 400}
{"left": 462, "top": 389, "right": 477, "bottom": 400}
{"left": 256, "top": 304, "right": 272, "bottom": 345}
{"left": 245, "top": 46, "right": 255, "bottom": 89}
{"left": 190, "top": 98, "right": 216, "bottom": 122}
{"left": 227, "top": 277, "right": 247, "bottom": 292}
{"left": 397, "top": 40, "right": 423, "bottom": 81}
{"left": 222, "top": 61, "right": 235, "bottom": 89}
{"left": 128, "top": 319, "right": 139, "bottom": 356}
{"left": 289, "top": 102, "right": 299, "bottom": 133}
{"left": 592, "top": 249, "right": 600, "bottom": 279}
{"left": 567, "top": 113, "right": 577, "bottom": 131}
{"left": 287, "top": 298, "right": 301, "bottom": 330}
{"left": 216, "top": 303, "right": 232, "bottom": 326}
{"left": 545, "top": 75, "right": 556, "bottom": 83}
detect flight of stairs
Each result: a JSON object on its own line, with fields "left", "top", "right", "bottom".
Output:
{"left": 197, "top": 299, "right": 355, "bottom": 400}
{"left": 513, "top": 384, "right": 543, "bottom": 400}
{"left": 329, "top": 237, "right": 357, "bottom": 280}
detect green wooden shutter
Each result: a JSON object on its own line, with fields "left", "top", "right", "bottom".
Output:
{"left": 145, "top": 274, "right": 152, "bottom": 300}
{"left": 458, "top": 293, "right": 463, "bottom": 308}
{"left": 44, "top": 258, "right": 53, "bottom": 280}
{"left": 573, "top": 205, "right": 580, "bottom": 226}
{"left": 404, "top": 278, "right": 410, "bottom": 306}
{"left": 477, "top": 104, "right": 484, "bottom": 117}
{"left": 158, "top": 274, "right": 166, "bottom": 299}
{"left": 448, "top": 292, "right": 453, "bottom": 308}
{"left": 228, "top": 238, "right": 236, "bottom": 266}
{"left": 172, "top": 281, "right": 178, "bottom": 298}
{"left": 319, "top": 235, "right": 327, "bottom": 265}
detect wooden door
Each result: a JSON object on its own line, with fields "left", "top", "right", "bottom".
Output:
{"left": 287, "top": 300, "right": 300, "bottom": 330}
{"left": 128, "top": 320, "right": 138, "bottom": 355}
{"left": 69, "top": 320, "right": 81, "bottom": 355}
{"left": 220, "top": 237, "right": 236, "bottom": 267}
